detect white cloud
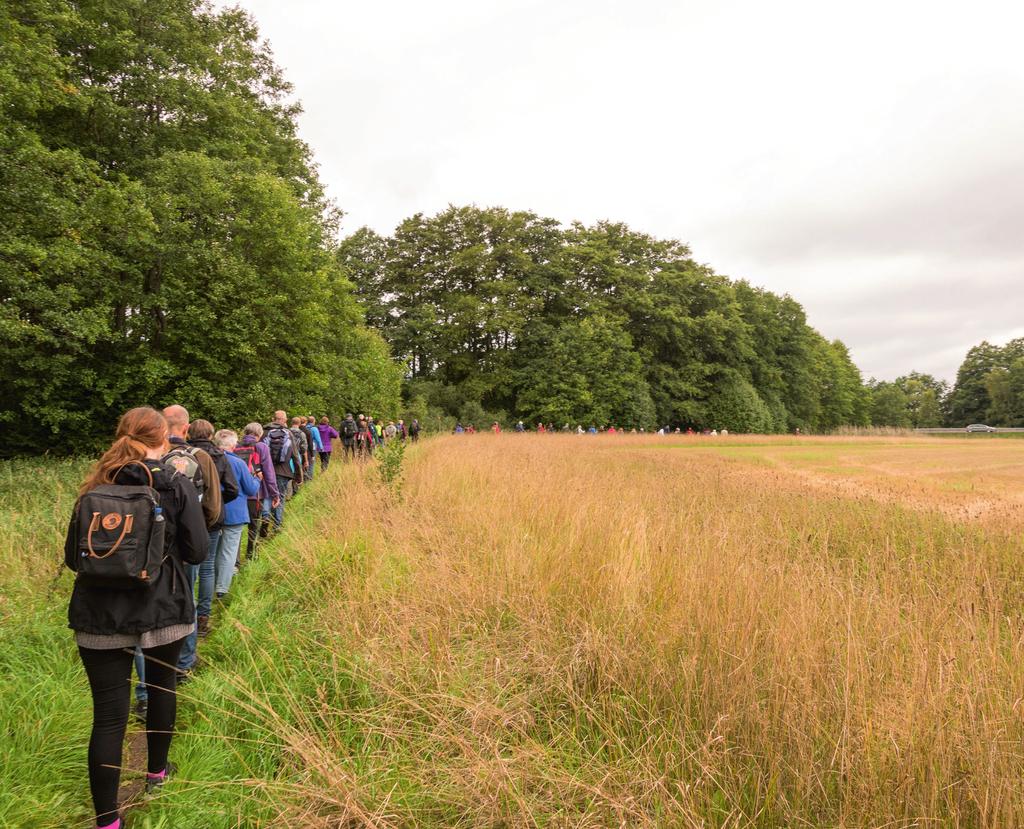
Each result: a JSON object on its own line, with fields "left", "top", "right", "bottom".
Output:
{"left": 226, "top": 0, "right": 1024, "bottom": 382}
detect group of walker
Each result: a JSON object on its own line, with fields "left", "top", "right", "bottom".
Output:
{"left": 64, "top": 405, "right": 417, "bottom": 828}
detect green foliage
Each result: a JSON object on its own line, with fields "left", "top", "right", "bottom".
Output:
{"left": 516, "top": 315, "right": 656, "bottom": 428}
{"left": 985, "top": 358, "right": 1024, "bottom": 427}
{"left": 868, "top": 383, "right": 911, "bottom": 428}
{"left": 704, "top": 374, "right": 774, "bottom": 433}
{"left": 946, "top": 339, "right": 1024, "bottom": 427}
{"left": 375, "top": 438, "right": 406, "bottom": 497}
{"left": 344, "top": 205, "right": 870, "bottom": 434}
{"left": 0, "top": 0, "right": 399, "bottom": 456}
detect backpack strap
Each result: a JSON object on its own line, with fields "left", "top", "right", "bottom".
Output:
{"left": 86, "top": 512, "right": 135, "bottom": 559}
{"left": 113, "top": 459, "right": 154, "bottom": 488}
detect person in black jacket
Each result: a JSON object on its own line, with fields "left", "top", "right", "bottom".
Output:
{"left": 65, "top": 407, "right": 206, "bottom": 829}
{"left": 187, "top": 418, "right": 238, "bottom": 637}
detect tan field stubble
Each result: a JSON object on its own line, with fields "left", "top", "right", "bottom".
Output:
{"left": 263, "top": 435, "right": 1024, "bottom": 827}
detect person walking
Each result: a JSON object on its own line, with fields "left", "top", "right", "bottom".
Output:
{"left": 340, "top": 413, "right": 358, "bottom": 462}
{"left": 187, "top": 419, "right": 238, "bottom": 638}
{"left": 66, "top": 407, "right": 206, "bottom": 829}
{"left": 212, "top": 429, "right": 259, "bottom": 600}
{"left": 303, "top": 416, "right": 323, "bottom": 479}
{"left": 236, "top": 422, "right": 279, "bottom": 557}
{"left": 317, "top": 416, "right": 339, "bottom": 469}
{"left": 409, "top": 418, "right": 421, "bottom": 442}
{"left": 161, "top": 405, "right": 221, "bottom": 679}
{"left": 355, "top": 415, "right": 374, "bottom": 459}
{"left": 288, "top": 416, "right": 309, "bottom": 494}
{"left": 263, "top": 410, "right": 302, "bottom": 502}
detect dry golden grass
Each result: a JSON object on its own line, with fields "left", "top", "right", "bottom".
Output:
{"left": 206, "top": 435, "right": 1024, "bottom": 827}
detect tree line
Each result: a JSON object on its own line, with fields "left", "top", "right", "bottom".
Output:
{"left": 1, "top": 0, "right": 401, "bottom": 456}
{"left": 868, "top": 339, "right": 1024, "bottom": 429}
{"left": 5, "top": 3, "right": 1016, "bottom": 452}
{"left": 340, "top": 206, "right": 871, "bottom": 432}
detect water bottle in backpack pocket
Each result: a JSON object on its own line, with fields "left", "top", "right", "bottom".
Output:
{"left": 71, "top": 463, "right": 166, "bottom": 587}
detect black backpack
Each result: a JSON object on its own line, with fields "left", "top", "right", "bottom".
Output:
{"left": 266, "top": 426, "right": 292, "bottom": 464}
{"left": 70, "top": 462, "right": 166, "bottom": 588}
{"left": 341, "top": 419, "right": 358, "bottom": 439}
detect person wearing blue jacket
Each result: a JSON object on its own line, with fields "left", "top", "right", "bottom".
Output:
{"left": 304, "top": 415, "right": 323, "bottom": 479}
{"left": 212, "top": 429, "right": 260, "bottom": 601}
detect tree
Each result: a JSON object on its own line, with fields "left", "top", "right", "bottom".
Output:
{"left": 346, "top": 205, "right": 871, "bottom": 433}
{"left": 516, "top": 315, "right": 655, "bottom": 428}
{"left": 868, "top": 382, "right": 911, "bottom": 428}
{"left": 0, "top": 0, "right": 399, "bottom": 455}
{"left": 985, "top": 359, "right": 1024, "bottom": 427}
{"left": 946, "top": 342, "right": 1004, "bottom": 426}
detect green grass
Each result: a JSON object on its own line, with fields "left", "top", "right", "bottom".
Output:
{"left": 0, "top": 458, "right": 367, "bottom": 828}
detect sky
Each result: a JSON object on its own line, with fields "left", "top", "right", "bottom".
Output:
{"left": 225, "top": 0, "right": 1024, "bottom": 382}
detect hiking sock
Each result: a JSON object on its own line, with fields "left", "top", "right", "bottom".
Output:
{"left": 146, "top": 768, "right": 168, "bottom": 782}
{"left": 96, "top": 818, "right": 120, "bottom": 829}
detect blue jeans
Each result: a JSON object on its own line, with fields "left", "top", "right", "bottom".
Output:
{"left": 215, "top": 524, "right": 244, "bottom": 594}
{"left": 196, "top": 528, "right": 221, "bottom": 618}
{"left": 134, "top": 647, "right": 147, "bottom": 702}
{"left": 177, "top": 563, "right": 199, "bottom": 672}
{"left": 262, "top": 495, "right": 283, "bottom": 529}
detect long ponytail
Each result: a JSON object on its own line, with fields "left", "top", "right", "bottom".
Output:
{"left": 79, "top": 407, "right": 168, "bottom": 495}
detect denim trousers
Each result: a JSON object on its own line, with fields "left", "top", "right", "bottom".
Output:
{"left": 196, "top": 528, "right": 221, "bottom": 618}
{"left": 262, "top": 495, "right": 284, "bottom": 529}
{"left": 177, "top": 563, "right": 199, "bottom": 672}
{"left": 215, "top": 524, "right": 245, "bottom": 594}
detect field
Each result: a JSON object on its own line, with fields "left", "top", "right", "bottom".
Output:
{"left": 2, "top": 435, "right": 1024, "bottom": 828}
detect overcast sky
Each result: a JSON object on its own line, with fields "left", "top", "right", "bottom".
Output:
{"left": 227, "top": 0, "right": 1023, "bottom": 382}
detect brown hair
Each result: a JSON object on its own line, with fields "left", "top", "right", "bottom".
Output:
{"left": 189, "top": 419, "right": 214, "bottom": 440}
{"left": 80, "top": 407, "right": 168, "bottom": 495}
{"left": 320, "top": 416, "right": 329, "bottom": 425}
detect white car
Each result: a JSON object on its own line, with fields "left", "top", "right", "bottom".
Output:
{"left": 965, "top": 423, "right": 997, "bottom": 433}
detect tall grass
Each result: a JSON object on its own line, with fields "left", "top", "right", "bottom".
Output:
{"left": 170, "top": 436, "right": 1024, "bottom": 827}
{"left": 4, "top": 437, "right": 1024, "bottom": 827}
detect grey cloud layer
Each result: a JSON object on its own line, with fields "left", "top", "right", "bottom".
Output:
{"left": 232, "top": 0, "right": 1024, "bottom": 384}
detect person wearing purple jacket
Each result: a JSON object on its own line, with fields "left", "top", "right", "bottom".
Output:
{"left": 237, "top": 422, "right": 280, "bottom": 561}
{"left": 317, "top": 416, "right": 340, "bottom": 470}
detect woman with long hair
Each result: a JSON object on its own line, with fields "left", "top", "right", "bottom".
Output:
{"left": 65, "top": 407, "right": 207, "bottom": 828}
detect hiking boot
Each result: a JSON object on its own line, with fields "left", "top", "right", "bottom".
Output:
{"left": 197, "top": 615, "right": 210, "bottom": 637}
{"left": 145, "top": 760, "right": 177, "bottom": 795}
{"left": 133, "top": 699, "right": 148, "bottom": 724}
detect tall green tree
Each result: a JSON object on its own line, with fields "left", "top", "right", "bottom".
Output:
{"left": 0, "top": 0, "right": 399, "bottom": 455}
{"left": 345, "top": 205, "right": 869, "bottom": 432}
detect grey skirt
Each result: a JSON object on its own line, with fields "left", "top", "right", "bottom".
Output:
{"left": 75, "top": 622, "right": 194, "bottom": 651}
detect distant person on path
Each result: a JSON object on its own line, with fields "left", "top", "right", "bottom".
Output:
{"left": 317, "top": 416, "right": 339, "bottom": 469}
{"left": 492, "top": 422, "right": 502, "bottom": 434}
{"left": 355, "top": 415, "right": 374, "bottom": 458}
{"left": 213, "top": 429, "right": 259, "bottom": 600}
{"left": 236, "top": 422, "right": 278, "bottom": 560}
{"left": 66, "top": 407, "right": 206, "bottom": 829}
{"left": 409, "top": 418, "right": 421, "bottom": 442}
{"left": 302, "top": 416, "right": 322, "bottom": 479}
{"left": 515, "top": 421, "right": 525, "bottom": 433}
{"left": 340, "top": 413, "right": 358, "bottom": 461}
{"left": 289, "top": 416, "right": 309, "bottom": 493}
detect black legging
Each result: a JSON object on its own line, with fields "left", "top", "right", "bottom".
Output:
{"left": 78, "top": 638, "right": 185, "bottom": 826}
{"left": 319, "top": 450, "right": 331, "bottom": 470}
